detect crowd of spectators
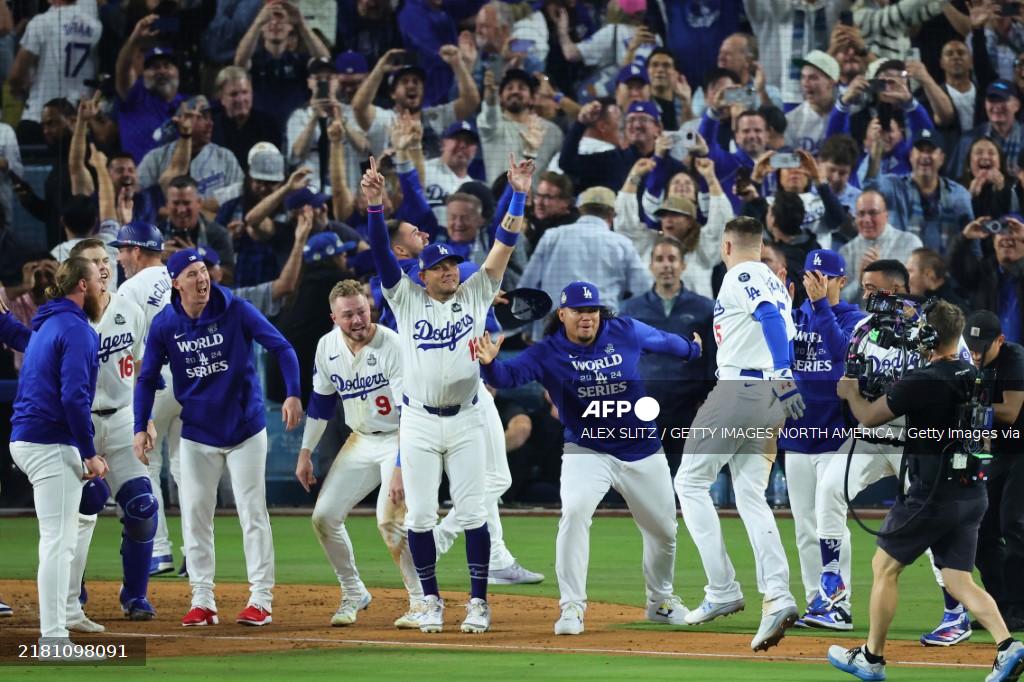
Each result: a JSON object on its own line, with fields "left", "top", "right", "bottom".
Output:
{"left": 0, "top": 0, "right": 1023, "bottom": 505}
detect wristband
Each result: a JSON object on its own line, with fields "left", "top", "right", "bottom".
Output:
{"left": 509, "top": 191, "right": 527, "bottom": 217}
{"left": 367, "top": 204, "right": 384, "bottom": 214}
{"left": 495, "top": 225, "right": 519, "bottom": 246}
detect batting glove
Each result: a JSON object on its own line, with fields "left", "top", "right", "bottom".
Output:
{"left": 768, "top": 369, "right": 805, "bottom": 420}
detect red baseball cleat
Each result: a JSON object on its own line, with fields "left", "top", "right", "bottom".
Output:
{"left": 182, "top": 606, "right": 218, "bottom": 627}
{"left": 236, "top": 605, "right": 272, "bottom": 626}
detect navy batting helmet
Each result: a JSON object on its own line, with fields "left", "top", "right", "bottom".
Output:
{"left": 110, "top": 221, "right": 163, "bottom": 252}
{"left": 80, "top": 477, "right": 111, "bottom": 515}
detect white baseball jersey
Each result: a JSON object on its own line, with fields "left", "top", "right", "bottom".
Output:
{"left": 117, "top": 264, "right": 172, "bottom": 384}
{"left": 19, "top": 4, "right": 101, "bottom": 122}
{"left": 91, "top": 294, "right": 146, "bottom": 412}
{"left": 713, "top": 260, "right": 796, "bottom": 372}
{"left": 311, "top": 325, "right": 403, "bottom": 435}
{"left": 384, "top": 269, "right": 499, "bottom": 407}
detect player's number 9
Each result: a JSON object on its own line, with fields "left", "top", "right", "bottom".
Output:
{"left": 375, "top": 395, "right": 392, "bottom": 416}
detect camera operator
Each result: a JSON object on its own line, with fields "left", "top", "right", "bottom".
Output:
{"left": 965, "top": 310, "right": 1024, "bottom": 632}
{"left": 828, "top": 301, "right": 1024, "bottom": 682}
{"left": 817, "top": 259, "right": 976, "bottom": 645}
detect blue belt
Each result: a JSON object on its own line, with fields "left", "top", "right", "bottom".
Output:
{"left": 740, "top": 370, "right": 765, "bottom": 379}
{"left": 403, "top": 394, "right": 478, "bottom": 417}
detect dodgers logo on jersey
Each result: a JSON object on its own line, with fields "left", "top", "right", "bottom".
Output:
{"left": 331, "top": 371, "right": 389, "bottom": 399}
{"left": 97, "top": 332, "right": 134, "bottom": 363}
{"left": 413, "top": 315, "right": 474, "bottom": 350}
{"left": 367, "top": 354, "right": 377, "bottom": 366}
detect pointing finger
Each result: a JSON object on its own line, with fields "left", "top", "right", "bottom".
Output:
{"left": 369, "top": 155, "right": 378, "bottom": 176}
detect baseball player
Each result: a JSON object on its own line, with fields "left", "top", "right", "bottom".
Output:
{"left": 295, "top": 279, "right": 425, "bottom": 629}
{"left": 362, "top": 153, "right": 532, "bottom": 634}
{"left": 778, "top": 249, "right": 865, "bottom": 630}
{"left": 815, "top": 259, "right": 975, "bottom": 645}
{"left": 9, "top": 256, "right": 109, "bottom": 651}
{"left": 0, "top": 240, "right": 155, "bottom": 629}
{"left": 114, "top": 222, "right": 182, "bottom": 577}
{"left": 472, "top": 281, "right": 701, "bottom": 635}
{"left": 133, "top": 248, "right": 303, "bottom": 627}
{"left": 675, "top": 215, "right": 803, "bottom": 652}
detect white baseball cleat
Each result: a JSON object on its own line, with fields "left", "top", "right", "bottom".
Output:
{"left": 394, "top": 600, "right": 428, "bottom": 629}
{"left": 684, "top": 597, "right": 745, "bottom": 625}
{"left": 67, "top": 615, "right": 106, "bottom": 633}
{"left": 554, "top": 602, "right": 585, "bottom": 635}
{"left": 0, "top": 599, "right": 12, "bottom": 617}
{"left": 460, "top": 598, "right": 491, "bottom": 633}
{"left": 751, "top": 605, "right": 799, "bottom": 652}
{"left": 646, "top": 595, "right": 689, "bottom": 625}
{"left": 419, "top": 595, "right": 445, "bottom": 633}
{"left": 488, "top": 562, "right": 544, "bottom": 585}
{"left": 330, "top": 590, "right": 372, "bottom": 627}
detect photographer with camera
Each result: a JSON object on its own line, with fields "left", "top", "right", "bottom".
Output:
{"left": 818, "top": 260, "right": 978, "bottom": 645}
{"left": 965, "top": 311, "right": 1024, "bottom": 633}
{"left": 950, "top": 214, "right": 1024, "bottom": 344}
{"left": 828, "top": 301, "right": 1024, "bottom": 682}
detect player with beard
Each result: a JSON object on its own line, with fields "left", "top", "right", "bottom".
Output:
{"left": 478, "top": 68, "right": 563, "bottom": 185}
{"left": 423, "top": 121, "right": 481, "bottom": 225}
{"left": 8, "top": 256, "right": 109, "bottom": 655}
{"left": 115, "top": 17, "right": 189, "bottom": 162}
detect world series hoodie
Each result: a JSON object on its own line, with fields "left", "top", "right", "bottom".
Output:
{"left": 134, "top": 284, "right": 300, "bottom": 448}
{"left": 11, "top": 298, "right": 99, "bottom": 458}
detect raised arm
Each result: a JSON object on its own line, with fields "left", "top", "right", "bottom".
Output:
{"left": 440, "top": 44, "right": 480, "bottom": 121}
{"left": 352, "top": 48, "right": 405, "bottom": 132}
{"left": 270, "top": 206, "right": 314, "bottom": 300}
{"left": 89, "top": 145, "right": 116, "bottom": 222}
{"left": 284, "top": 2, "right": 330, "bottom": 60}
{"left": 117, "top": 15, "right": 159, "bottom": 101}
{"left": 361, "top": 156, "right": 403, "bottom": 288}
{"left": 234, "top": 3, "right": 274, "bottom": 69}
{"left": 327, "top": 111, "right": 354, "bottom": 221}
{"left": 246, "top": 167, "right": 310, "bottom": 232}
{"left": 70, "top": 99, "right": 95, "bottom": 197}
{"left": 482, "top": 155, "right": 534, "bottom": 283}
{"left": 158, "top": 105, "right": 196, "bottom": 196}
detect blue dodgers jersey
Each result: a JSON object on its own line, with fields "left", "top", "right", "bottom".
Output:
{"left": 780, "top": 298, "right": 866, "bottom": 453}
{"left": 483, "top": 317, "right": 696, "bottom": 460}
{"left": 135, "top": 285, "right": 299, "bottom": 448}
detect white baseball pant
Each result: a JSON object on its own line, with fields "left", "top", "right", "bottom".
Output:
{"left": 147, "top": 388, "right": 183, "bottom": 558}
{"left": 67, "top": 408, "right": 151, "bottom": 613}
{"left": 10, "top": 442, "right": 85, "bottom": 638}
{"left": 433, "top": 388, "right": 517, "bottom": 570}
{"left": 558, "top": 446, "right": 677, "bottom": 607}
{"left": 311, "top": 430, "right": 422, "bottom": 600}
{"left": 179, "top": 429, "right": 274, "bottom": 612}
{"left": 784, "top": 451, "right": 853, "bottom": 605}
{"left": 675, "top": 381, "right": 796, "bottom": 610}
{"left": 399, "top": 403, "right": 488, "bottom": 533}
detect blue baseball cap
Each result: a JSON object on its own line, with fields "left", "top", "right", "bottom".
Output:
{"left": 804, "top": 249, "right": 845, "bottom": 277}
{"left": 144, "top": 47, "right": 176, "bottom": 68}
{"left": 442, "top": 120, "right": 481, "bottom": 145}
{"left": 79, "top": 477, "right": 111, "bottom": 515}
{"left": 418, "top": 243, "right": 464, "bottom": 271}
{"left": 617, "top": 63, "right": 649, "bottom": 86}
{"left": 167, "top": 248, "right": 202, "bottom": 279}
{"left": 303, "top": 232, "right": 357, "bottom": 263}
{"left": 284, "top": 187, "right": 330, "bottom": 211}
{"left": 335, "top": 50, "right": 368, "bottom": 75}
{"left": 625, "top": 100, "right": 659, "bottom": 121}
{"left": 559, "top": 281, "right": 603, "bottom": 308}
{"left": 911, "top": 127, "right": 940, "bottom": 149}
{"left": 197, "top": 245, "right": 220, "bottom": 267}
{"left": 110, "top": 221, "right": 163, "bottom": 252}
{"left": 986, "top": 79, "right": 1020, "bottom": 101}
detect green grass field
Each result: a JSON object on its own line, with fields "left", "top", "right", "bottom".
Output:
{"left": 0, "top": 513, "right": 987, "bottom": 679}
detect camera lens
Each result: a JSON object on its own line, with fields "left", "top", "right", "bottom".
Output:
{"left": 984, "top": 219, "right": 1005, "bottom": 234}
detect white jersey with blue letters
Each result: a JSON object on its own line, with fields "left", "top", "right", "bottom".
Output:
{"left": 713, "top": 260, "right": 796, "bottom": 372}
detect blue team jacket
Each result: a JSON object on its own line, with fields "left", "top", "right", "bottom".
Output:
{"left": 134, "top": 284, "right": 300, "bottom": 448}
{"left": 11, "top": 299, "right": 99, "bottom": 458}
{"left": 481, "top": 317, "right": 698, "bottom": 460}
{"left": 780, "top": 297, "right": 866, "bottom": 453}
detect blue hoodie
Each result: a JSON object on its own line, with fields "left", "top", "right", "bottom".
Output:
{"left": 134, "top": 284, "right": 300, "bottom": 448}
{"left": 481, "top": 317, "right": 698, "bottom": 460}
{"left": 780, "top": 297, "right": 866, "bottom": 453}
{"left": 11, "top": 299, "right": 99, "bottom": 458}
